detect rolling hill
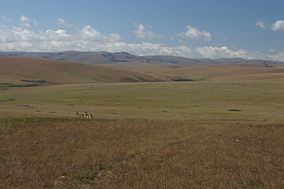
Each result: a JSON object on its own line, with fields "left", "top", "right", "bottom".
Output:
{"left": 0, "top": 56, "right": 161, "bottom": 84}
{"left": 1, "top": 52, "right": 284, "bottom": 85}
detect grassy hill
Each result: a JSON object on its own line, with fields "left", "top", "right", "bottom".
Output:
{"left": 0, "top": 56, "right": 161, "bottom": 84}
{"left": 2, "top": 56, "right": 284, "bottom": 87}
{"left": 101, "top": 62, "right": 284, "bottom": 82}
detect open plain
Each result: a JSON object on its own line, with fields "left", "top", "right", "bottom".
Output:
{"left": 0, "top": 56, "right": 284, "bottom": 188}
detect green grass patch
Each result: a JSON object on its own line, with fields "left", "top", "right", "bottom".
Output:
{"left": 0, "top": 81, "right": 283, "bottom": 121}
{"left": 0, "top": 94, "right": 14, "bottom": 102}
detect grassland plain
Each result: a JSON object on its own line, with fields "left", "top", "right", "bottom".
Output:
{"left": 1, "top": 63, "right": 284, "bottom": 188}
{"left": 0, "top": 80, "right": 284, "bottom": 121}
{"left": 0, "top": 118, "right": 283, "bottom": 189}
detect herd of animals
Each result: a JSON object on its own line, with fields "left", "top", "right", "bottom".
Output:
{"left": 76, "top": 111, "right": 94, "bottom": 119}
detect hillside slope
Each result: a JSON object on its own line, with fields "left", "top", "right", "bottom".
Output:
{"left": 101, "top": 62, "right": 284, "bottom": 82}
{"left": 0, "top": 57, "right": 160, "bottom": 84}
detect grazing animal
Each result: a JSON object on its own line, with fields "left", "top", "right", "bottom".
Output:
{"left": 75, "top": 111, "right": 94, "bottom": 120}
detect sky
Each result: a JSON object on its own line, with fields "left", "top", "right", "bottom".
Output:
{"left": 0, "top": 0, "right": 284, "bottom": 61}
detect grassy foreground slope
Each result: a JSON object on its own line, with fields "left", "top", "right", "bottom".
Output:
{"left": 1, "top": 118, "right": 283, "bottom": 189}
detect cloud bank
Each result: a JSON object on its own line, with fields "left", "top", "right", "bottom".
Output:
{"left": 0, "top": 16, "right": 283, "bottom": 62}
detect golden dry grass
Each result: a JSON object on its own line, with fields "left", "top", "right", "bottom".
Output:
{"left": 2, "top": 56, "right": 284, "bottom": 85}
{"left": 102, "top": 62, "right": 284, "bottom": 82}
{"left": 0, "top": 57, "right": 159, "bottom": 84}
{"left": 1, "top": 59, "right": 284, "bottom": 188}
{"left": 1, "top": 118, "right": 283, "bottom": 189}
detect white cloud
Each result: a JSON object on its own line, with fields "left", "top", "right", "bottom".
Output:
{"left": 268, "top": 51, "right": 284, "bottom": 62}
{"left": 57, "top": 17, "right": 72, "bottom": 28}
{"left": 120, "top": 43, "right": 193, "bottom": 57}
{"left": 80, "top": 25, "right": 104, "bottom": 40}
{"left": 0, "top": 24, "right": 123, "bottom": 52}
{"left": 0, "top": 23, "right": 194, "bottom": 57}
{"left": 0, "top": 16, "right": 283, "bottom": 62}
{"left": 178, "top": 25, "right": 212, "bottom": 41}
{"left": 109, "top": 33, "right": 121, "bottom": 42}
{"left": 45, "top": 29, "right": 71, "bottom": 39}
{"left": 272, "top": 20, "right": 284, "bottom": 31}
{"left": 256, "top": 20, "right": 266, "bottom": 29}
{"left": 196, "top": 46, "right": 266, "bottom": 60}
{"left": 20, "top": 15, "right": 37, "bottom": 28}
{"left": 134, "top": 24, "right": 160, "bottom": 40}
{"left": 79, "top": 25, "right": 121, "bottom": 42}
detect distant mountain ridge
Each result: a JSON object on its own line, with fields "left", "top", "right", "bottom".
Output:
{"left": 0, "top": 51, "right": 282, "bottom": 65}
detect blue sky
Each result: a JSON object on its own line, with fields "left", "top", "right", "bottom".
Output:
{"left": 0, "top": 0, "right": 284, "bottom": 61}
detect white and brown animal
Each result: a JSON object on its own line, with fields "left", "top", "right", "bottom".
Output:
{"left": 76, "top": 111, "right": 94, "bottom": 119}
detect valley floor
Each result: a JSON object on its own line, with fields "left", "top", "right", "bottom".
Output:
{"left": 1, "top": 80, "right": 284, "bottom": 122}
